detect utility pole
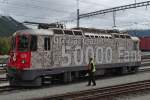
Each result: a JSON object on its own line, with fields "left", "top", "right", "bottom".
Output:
{"left": 135, "top": 0, "right": 136, "bottom": 8}
{"left": 113, "top": 11, "right": 116, "bottom": 27}
{"left": 77, "top": 0, "right": 80, "bottom": 28}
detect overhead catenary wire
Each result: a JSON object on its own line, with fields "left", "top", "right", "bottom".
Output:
{"left": 1, "top": 0, "right": 150, "bottom": 29}
{"left": 79, "top": 1, "right": 150, "bottom": 18}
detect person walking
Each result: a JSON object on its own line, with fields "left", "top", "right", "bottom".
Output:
{"left": 87, "top": 57, "right": 96, "bottom": 86}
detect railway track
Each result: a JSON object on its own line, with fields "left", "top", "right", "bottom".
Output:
{"left": 0, "top": 59, "right": 149, "bottom": 82}
{"left": 0, "top": 85, "right": 27, "bottom": 94}
{"left": 35, "top": 79, "right": 150, "bottom": 100}
{"left": 0, "top": 85, "right": 14, "bottom": 93}
{"left": 0, "top": 59, "right": 149, "bottom": 96}
{"left": 0, "top": 65, "right": 149, "bottom": 84}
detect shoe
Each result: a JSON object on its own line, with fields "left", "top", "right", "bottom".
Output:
{"left": 86, "top": 84, "right": 91, "bottom": 86}
{"left": 92, "top": 84, "right": 96, "bottom": 86}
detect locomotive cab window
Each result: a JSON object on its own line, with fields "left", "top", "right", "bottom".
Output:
{"left": 44, "top": 37, "right": 51, "bottom": 50}
{"left": 133, "top": 41, "right": 138, "bottom": 50}
{"left": 18, "top": 35, "right": 30, "bottom": 52}
{"left": 30, "top": 35, "right": 37, "bottom": 51}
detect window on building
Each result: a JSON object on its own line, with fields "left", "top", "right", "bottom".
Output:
{"left": 44, "top": 37, "right": 50, "bottom": 50}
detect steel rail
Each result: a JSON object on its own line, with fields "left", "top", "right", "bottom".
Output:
{"left": 0, "top": 85, "right": 15, "bottom": 93}
{"left": 36, "top": 80, "right": 150, "bottom": 100}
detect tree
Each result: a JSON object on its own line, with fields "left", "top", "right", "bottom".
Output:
{"left": 0, "top": 37, "right": 11, "bottom": 55}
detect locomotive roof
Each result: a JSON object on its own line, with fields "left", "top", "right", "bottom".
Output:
{"left": 13, "top": 28, "right": 129, "bottom": 37}
{"left": 14, "top": 29, "right": 53, "bottom": 36}
{"left": 73, "top": 27, "right": 120, "bottom": 34}
{"left": 131, "top": 36, "right": 140, "bottom": 41}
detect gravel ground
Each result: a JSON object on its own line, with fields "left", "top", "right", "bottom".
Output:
{"left": 0, "top": 69, "right": 150, "bottom": 100}
{"left": 111, "top": 89, "right": 150, "bottom": 100}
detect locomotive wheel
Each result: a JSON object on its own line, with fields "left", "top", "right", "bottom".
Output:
{"left": 129, "top": 66, "right": 139, "bottom": 73}
{"left": 9, "top": 79, "right": 18, "bottom": 87}
{"left": 33, "top": 77, "right": 42, "bottom": 86}
{"left": 121, "top": 66, "right": 129, "bottom": 74}
{"left": 134, "top": 67, "right": 139, "bottom": 73}
{"left": 63, "top": 72, "right": 72, "bottom": 83}
{"left": 9, "top": 78, "right": 42, "bottom": 87}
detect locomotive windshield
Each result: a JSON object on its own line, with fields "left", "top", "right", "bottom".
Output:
{"left": 11, "top": 35, "right": 37, "bottom": 52}
{"left": 18, "top": 35, "right": 30, "bottom": 52}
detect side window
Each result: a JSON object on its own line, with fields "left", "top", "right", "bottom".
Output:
{"left": 30, "top": 35, "right": 37, "bottom": 51}
{"left": 44, "top": 37, "right": 50, "bottom": 50}
{"left": 133, "top": 41, "right": 138, "bottom": 50}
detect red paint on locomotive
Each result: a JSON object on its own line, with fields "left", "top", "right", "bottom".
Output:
{"left": 8, "top": 34, "right": 31, "bottom": 70}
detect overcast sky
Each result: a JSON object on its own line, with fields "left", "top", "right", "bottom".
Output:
{"left": 0, "top": 0, "right": 150, "bottom": 29}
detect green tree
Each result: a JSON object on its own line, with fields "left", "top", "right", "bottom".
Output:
{"left": 0, "top": 37, "right": 11, "bottom": 55}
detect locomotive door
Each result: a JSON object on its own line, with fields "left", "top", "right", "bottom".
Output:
{"left": 31, "top": 36, "right": 52, "bottom": 69}
{"left": 31, "top": 35, "right": 44, "bottom": 69}
{"left": 43, "top": 36, "right": 52, "bottom": 68}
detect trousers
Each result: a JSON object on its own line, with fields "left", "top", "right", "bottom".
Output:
{"left": 88, "top": 72, "right": 96, "bottom": 85}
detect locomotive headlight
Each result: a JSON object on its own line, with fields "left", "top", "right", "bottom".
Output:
{"left": 21, "top": 60, "right": 26, "bottom": 64}
{"left": 12, "top": 53, "right": 17, "bottom": 62}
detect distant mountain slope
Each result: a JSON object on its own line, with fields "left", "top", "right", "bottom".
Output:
{"left": 0, "top": 16, "right": 27, "bottom": 36}
{"left": 127, "top": 30, "right": 150, "bottom": 37}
